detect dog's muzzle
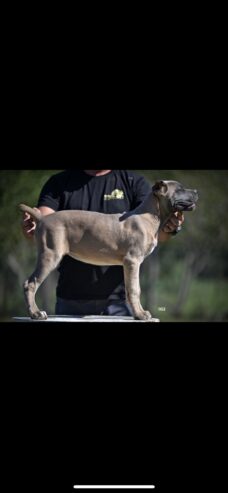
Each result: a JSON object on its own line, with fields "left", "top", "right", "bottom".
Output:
{"left": 171, "top": 190, "right": 199, "bottom": 212}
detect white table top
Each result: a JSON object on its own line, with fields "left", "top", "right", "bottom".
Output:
{"left": 13, "top": 315, "right": 160, "bottom": 323}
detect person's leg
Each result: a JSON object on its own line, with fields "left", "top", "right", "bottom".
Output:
{"left": 55, "top": 298, "right": 133, "bottom": 317}
{"left": 102, "top": 300, "right": 134, "bottom": 317}
{"left": 55, "top": 298, "right": 107, "bottom": 316}
{"left": 56, "top": 298, "right": 81, "bottom": 315}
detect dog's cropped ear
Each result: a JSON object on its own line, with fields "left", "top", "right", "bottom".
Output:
{"left": 152, "top": 180, "right": 168, "bottom": 195}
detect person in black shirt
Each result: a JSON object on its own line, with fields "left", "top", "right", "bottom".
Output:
{"left": 22, "top": 169, "right": 184, "bottom": 316}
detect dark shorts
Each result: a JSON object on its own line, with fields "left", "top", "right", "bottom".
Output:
{"left": 55, "top": 298, "right": 133, "bottom": 317}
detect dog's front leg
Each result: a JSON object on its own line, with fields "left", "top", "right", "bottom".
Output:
{"left": 123, "top": 257, "right": 152, "bottom": 320}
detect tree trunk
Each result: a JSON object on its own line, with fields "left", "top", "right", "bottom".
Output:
{"left": 171, "top": 252, "right": 196, "bottom": 317}
{"left": 6, "top": 253, "right": 25, "bottom": 286}
{"left": 141, "top": 251, "right": 160, "bottom": 313}
{"left": 171, "top": 250, "right": 210, "bottom": 317}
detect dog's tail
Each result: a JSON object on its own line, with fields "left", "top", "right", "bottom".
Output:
{"left": 19, "top": 204, "right": 42, "bottom": 223}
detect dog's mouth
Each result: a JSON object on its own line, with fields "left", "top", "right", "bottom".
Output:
{"left": 173, "top": 201, "right": 197, "bottom": 212}
{"left": 187, "top": 203, "right": 196, "bottom": 211}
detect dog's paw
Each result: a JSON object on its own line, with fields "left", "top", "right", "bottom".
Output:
{"left": 141, "top": 310, "right": 152, "bottom": 320}
{"left": 39, "top": 311, "right": 48, "bottom": 320}
{"left": 30, "top": 310, "right": 48, "bottom": 320}
{"left": 135, "top": 310, "right": 152, "bottom": 321}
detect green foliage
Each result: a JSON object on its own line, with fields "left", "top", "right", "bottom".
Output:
{"left": 152, "top": 276, "right": 228, "bottom": 322}
{"left": 138, "top": 169, "right": 228, "bottom": 273}
{"left": 0, "top": 170, "right": 61, "bottom": 255}
{"left": 139, "top": 169, "right": 228, "bottom": 321}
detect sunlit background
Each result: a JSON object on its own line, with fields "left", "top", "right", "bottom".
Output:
{"left": 0, "top": 169, "right": 227, "bottom": 321}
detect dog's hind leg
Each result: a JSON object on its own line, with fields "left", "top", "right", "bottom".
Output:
{"left": 24, "top": 251, "right": 63, "bottom": 320}
{"left": 123, "top": 257, "right": 152, "bottom": 321}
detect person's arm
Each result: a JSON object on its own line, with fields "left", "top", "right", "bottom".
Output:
{"left": 22, "top": 206, "right": 55, "bottom": 239}
{"left": 22, "top": 172, "right": 64, "bottom": 239}
{"left": 158, "top": 211, "right": 185, "bottom": 242}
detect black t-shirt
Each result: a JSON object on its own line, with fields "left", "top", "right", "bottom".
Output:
{"left": 37, "top": 169, "right": 151, "bottom": 300}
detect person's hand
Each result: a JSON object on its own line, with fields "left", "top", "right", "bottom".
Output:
{"left": 162, "top": 211, "right": 185, "bottom": 234}
{"left": 22, "top": 208, "right": 40, "bottom": 238}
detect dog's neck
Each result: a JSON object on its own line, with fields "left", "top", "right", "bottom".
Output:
{"left": 137, "top": 193, "right": 172, "bottom": 232}
{"left": 120, "top": 191, "right": 172, "bottom": 231}
{"left": 119, "top": 192, "right": 159, "bottom": 223}
{"left": 135, "top": 192, "right": 160, "bottom": 217}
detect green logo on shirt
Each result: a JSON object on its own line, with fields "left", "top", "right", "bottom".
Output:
{"left": 104, "top": 189, "right": 125, "bottom": 201}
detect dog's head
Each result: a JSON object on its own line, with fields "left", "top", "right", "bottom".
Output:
{"left": 152, "top": 180, "right": 199, "bottom": 213}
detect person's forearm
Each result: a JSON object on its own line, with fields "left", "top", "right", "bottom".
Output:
{"left": 158, "top": 230, "right": 172, "bottom": 242}
{"left": 158, "top": 212, "right": 185, "bottom": 242}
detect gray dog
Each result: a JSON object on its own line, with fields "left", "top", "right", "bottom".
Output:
{"left": 19, "top": 180, "right": 198, "bottom": 321}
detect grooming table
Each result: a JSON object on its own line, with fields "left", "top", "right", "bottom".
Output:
{"left": 13, "top": 315, "right": 160, "bottom": 323}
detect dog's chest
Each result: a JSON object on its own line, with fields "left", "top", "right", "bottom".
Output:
{"left": 144, "top": 238, "right": 158, "bottom": 258}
